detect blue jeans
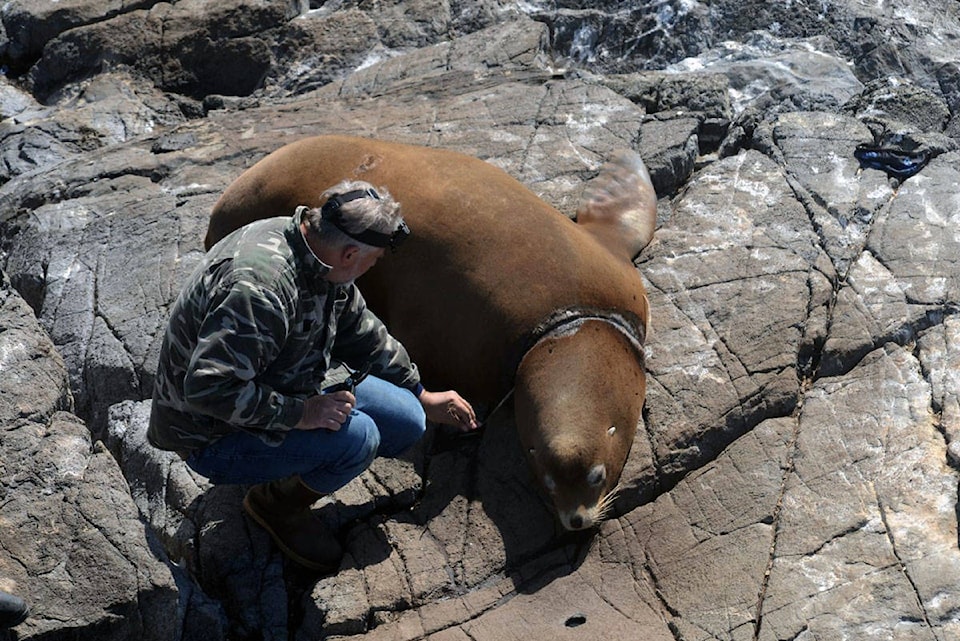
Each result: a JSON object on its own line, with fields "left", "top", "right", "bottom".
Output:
{"left": 185, "top": 376, "right": 426, "bottom": 493}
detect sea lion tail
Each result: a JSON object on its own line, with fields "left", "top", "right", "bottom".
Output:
{"left": 576, "top": 149, "right": 657, "bottom": 259}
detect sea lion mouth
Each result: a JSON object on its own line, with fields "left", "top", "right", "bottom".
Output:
{"left": 559, "top": 506, "right": 601, "bottom": 531}
{"left": 563, "top": 512, "right": 593, "bottom": 531}
{"left": 556, "top": 482, "right": 622, "bottom": 531}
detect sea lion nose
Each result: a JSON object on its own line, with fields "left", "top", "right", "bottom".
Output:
{"left": 569, "top": 514, "right": 584, "bottom": 529}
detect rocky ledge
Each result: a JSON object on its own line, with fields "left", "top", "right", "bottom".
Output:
{"left": 1, "top": 1, "right": 959, "bottom": 640}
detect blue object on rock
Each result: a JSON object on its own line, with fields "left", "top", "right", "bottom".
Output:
{"left": 854, "top": 143, "right": 930, "bottom": 180}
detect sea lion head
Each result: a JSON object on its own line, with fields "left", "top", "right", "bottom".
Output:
{"left": 513, "top": 317, "right": 646, "bottom": 531}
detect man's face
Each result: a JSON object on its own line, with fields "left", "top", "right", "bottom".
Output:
{"left": 327, "top": 246, "right": 385, "bottom": 284}
{"left": 353, "top": 247, "right": 386, "bottom": 278}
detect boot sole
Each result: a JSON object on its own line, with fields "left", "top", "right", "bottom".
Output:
{"left": 242, "top": 493, "right": 339, "bottom": 573}
{"left": 0, "top": 610, "right": 28, "bottom": 628}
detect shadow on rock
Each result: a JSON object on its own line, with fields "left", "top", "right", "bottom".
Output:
{"left": 181, "top": 485, "right": 288, "bottom": 641}
{"left": 291, "top": 404, "right": 598, "bottom": 637}
{"left": 419, "top": 405, "right": 592, "bottom": 589}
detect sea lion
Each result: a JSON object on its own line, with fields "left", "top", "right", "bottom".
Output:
{"left": 205, "top": 135, "right": 656, "bottom": 530}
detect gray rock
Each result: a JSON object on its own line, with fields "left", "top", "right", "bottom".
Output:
{"left": 0, "top": 76, "right": 40, "bottom": 117}
{"left": 106, "top": 399, "right": 285, "bottom": 640}
{"left": 0, "top": 70, "right": 187, "bottom": 183}
{"left": 595, "top": 70, "right": 731, "bottom": 117}
{"left": 263, "top": 8, "right": 382, "bottom": 97}
{"left": 668, "top": 31, "right": 865, "bottom": 115}
{"left": 843, "top": 76, "right": 952, "bottom": 134}
{"left": 0, "top": 271, "right": 179, "bottom": 640}
{"left": 821, "top": 151, "right": 960, "bottom": 376}
{"left": 26, "top": 0, "right": 300, "bottom": 101}
{"left": 598, "top": 70, "right": 733, "bottom": 156}
{"left": 752, "top": 111, "right": 893, "bottom": 275}
{"left": 0, "top": 0, "right": 158, "bottom": 68}
{"left": 639, "top": 148, "right": 834, "bottom": 483}
{"left": 1, "top": 2, "right": 960, "bottom": 639}
{"left": 917, "top": 316, "right": 960, "bottom": 467}
{"left": 640, "top": 114, "right": 699, "bottom": 195}
{"left": 0, "top": 162, "right": 215, "bottom": 437}
{"left": 627, "top": 416, "right": 795, "bottom": 640}
{"left": 762, "top": 344, "right": 960, "bottom": 640}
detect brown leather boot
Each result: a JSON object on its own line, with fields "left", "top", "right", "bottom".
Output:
{"left": 242, "top": 476, "right": 343, "bottom": 571}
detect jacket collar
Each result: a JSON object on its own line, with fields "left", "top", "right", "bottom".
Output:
{"left": 287, "top": 206, "right": 333, "bottom": 288}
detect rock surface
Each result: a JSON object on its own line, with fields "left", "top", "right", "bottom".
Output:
{"left": 0, "top": 271, "right": 180, "bottom": 640}
{"left": 1, "top": 1, "right": 959, "bottom": 639}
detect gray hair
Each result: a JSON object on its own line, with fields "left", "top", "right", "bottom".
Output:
{"left": 303, "top": 180, "right": 402, "bottom": 252}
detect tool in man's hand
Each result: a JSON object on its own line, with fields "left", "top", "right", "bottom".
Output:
{"left": 324, "top": 363, "right": 372, "bottom": 394}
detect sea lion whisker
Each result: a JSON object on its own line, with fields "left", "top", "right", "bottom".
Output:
{"left": 595, "top": 482, "right": 624, "bottom": 522}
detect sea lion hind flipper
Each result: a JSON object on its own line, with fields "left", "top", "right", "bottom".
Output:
{"left": 576, "top": 149, "right": 657, "bottom": 258}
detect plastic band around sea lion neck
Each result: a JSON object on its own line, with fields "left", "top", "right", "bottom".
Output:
{"left": 504, "top": 307, "right": 647, "bottom": 392}
{"left": 528, "top": 307, "right": 647, "bottom": 359}
{"left": 482, "top": 306, "right": 648, "bottom": 425}
{"left": 320, "top": 188, "right": 410, "bottom": 251}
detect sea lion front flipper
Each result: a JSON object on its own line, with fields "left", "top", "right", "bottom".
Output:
{"left": 576, "top": 149, "right": 657, "bottom": 259}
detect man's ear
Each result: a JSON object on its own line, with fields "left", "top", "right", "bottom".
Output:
{"left": 340, "top": 244, "right": 361, "bottom": 266}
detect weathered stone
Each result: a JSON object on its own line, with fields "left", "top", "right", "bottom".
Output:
{"left": 2, "top": 2, "right": 960, "bottom": 639}
{"left": 628, "top": 417, "right": 796, "bottom": 639}
{"left": 105, "top": 400, "right": 209, "bottom": 566}
{"left": 264, "top": 9, "right": 381, "bottom": 96}
{"left": 335, "top": 17, "right": 553, "bottom": 101}
{"left": 761, "top": 345, "right": 960, "bottom": 640}
{"left": 917, "top": 316, "right": 960, "bottom": 467}
{"left": 753, "top": 111, "right": 894, "bottom": 275}
{"left": 0, "top": 0, "right": 159, "bottom": 69}
{"left": 639, "top": 149, "right": 834, "bottom": 481}
{"left": 821, "top": 151, "right": 960, "bottom": 376}
{"left": 0, "top": 75, "right": 40, "bottom": 118}
{"left": 640, "top": 114, "right": 699, "bottom": 195}
{"left": 27, "top": 0, "right": 300, "bottom": 100}
{"left": 667, "top": 31, "right": 865, "bottom": 115}
{"left": 527, "top": 0, "right": 715, "bottom": 72}
{"left": 103, "top": 416, "right": 231, "bottom": 641}
{"left": 0, "top": 173, "right": 214, "bottom": 437}
{"left": 0, "top": 72, "right": 185, "bottom": 184}
{"left": 0, "top": 272, "right": 179, "bottom": 640}
{"left": 598, "top": 70, "right": 731, "bottom": 120}
{"left": 844, "top": 76, "right": 952, "bottom": 134}
{"left": 105, "top": 401, "right": 438, "bottom": 641}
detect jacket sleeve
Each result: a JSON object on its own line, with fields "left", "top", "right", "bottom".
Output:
{"left": 331, "top": 285, "right": 422, "bottom": 392}
{"left": 181, "top": 277, "right": 304, "bottom": 430}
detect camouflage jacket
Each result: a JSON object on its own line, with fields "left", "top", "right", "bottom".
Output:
{"left": 148, "top": 208, "right": 421, "bottom": 452}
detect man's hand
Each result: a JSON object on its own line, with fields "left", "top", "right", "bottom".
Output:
{"left": 296, "top": 391, "right": 355, "bottom": 431}
{"left": 419, "top": 389, "right": 479, "bottom": 432}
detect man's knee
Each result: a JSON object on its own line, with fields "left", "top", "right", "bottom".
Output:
{"left": 380, "top": 397, "right": 426, "bottom": 458}
{"left": 402, "top": 402, "right": 427, "bottom": 444}
{"left": 311, "top": 414, "right": 380, "bottom": 483}
{"left": 349, "top": 414, "right": 381, "bottom": 470}
{"left": 298, "top": 416, "right": 380, "bottom": 494}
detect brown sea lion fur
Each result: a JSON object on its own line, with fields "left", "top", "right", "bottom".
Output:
{"left": 205, "top": 134, "right": 655, "bottom": 530}
{"left": 514, "top": 318, "right": 646, "bottom": 530}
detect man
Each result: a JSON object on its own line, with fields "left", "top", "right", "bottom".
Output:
{"left": 149, "top": 180, "right": 477, "bottom": 571}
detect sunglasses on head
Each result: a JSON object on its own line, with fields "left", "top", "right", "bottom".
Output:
{"left": 320, "top": 188, "right": 410, "bottom": 251}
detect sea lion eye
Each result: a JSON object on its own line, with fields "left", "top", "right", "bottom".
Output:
{"left": 587, "top": 464, "right": 606, "bottom": 487}
{"left": 607, "top": 426, "right": 616, "bottom": 436}
{"left": 543, "top": 474, "right": 557, "bottom": 493}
